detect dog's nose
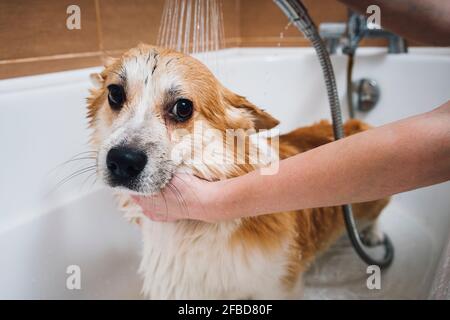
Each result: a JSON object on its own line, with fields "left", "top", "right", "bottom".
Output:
{"left": 106, "top": 147, "right": 147, "bottom": 182}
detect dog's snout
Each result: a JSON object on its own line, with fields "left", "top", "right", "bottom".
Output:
{"left": 106, "top": 147, "right": 147, "bottom": 183}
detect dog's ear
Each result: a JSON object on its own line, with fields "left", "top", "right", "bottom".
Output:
{"left": 223, "top": 89, "right": 279, "bottom": 130}
{"left": 90, "top": 56, "right": 119, "bottom": 88}
{"left": 89, "top": 73, "right": 104, "bottom": 88}
{"left": 101, "top": 56, "right": 118, "bottom": 68}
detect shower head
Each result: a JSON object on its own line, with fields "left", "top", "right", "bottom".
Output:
{"left": 273, "top": 0, "right": 316, "bottom": 39}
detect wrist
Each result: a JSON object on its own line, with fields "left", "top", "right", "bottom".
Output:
{"left": 204, "top": 178, "right": 240, "bottom": 222}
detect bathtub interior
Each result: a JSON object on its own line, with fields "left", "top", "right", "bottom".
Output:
{"left": 0, "top": 47, "right": 449, "bottom": 299}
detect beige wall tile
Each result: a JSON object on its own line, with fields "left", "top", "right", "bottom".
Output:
{"left": 0, "top": 0, "right": 99, "bottom": 60}
{"left": 222, "top": 0, "right": 241, "bottom": 45}
{"left": 0, "top": 55, "right": 102, "bottom": 79}
{"left": 239, "top": 0, "right": 347, "bottom": 46}
{"left": 98, "top": 0, "right": 165, "bottom": 51}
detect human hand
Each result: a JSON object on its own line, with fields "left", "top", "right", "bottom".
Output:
{"left": 131, "top": 174, "right": 222, "bottom": 223}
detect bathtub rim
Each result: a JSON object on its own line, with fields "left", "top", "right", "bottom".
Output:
{"left": 1, "top": 46, "right": 449, "bottom": 94}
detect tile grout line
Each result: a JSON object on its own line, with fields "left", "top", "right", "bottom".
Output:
{"left": 0, "top": 52, "right": 103, "bottom": 65}
{"left": 94, "top": 0, "right": 105, "bottom": 54}
{"left": 0, "top": 50, "right": 128, "bottom": 65}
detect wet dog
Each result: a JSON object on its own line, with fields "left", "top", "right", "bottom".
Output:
{"left": 87, "top": 44, "right": 389, "bottom": 299}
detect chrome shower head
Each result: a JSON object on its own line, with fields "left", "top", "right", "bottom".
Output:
{"left": 273, "top": 0, "right": 315, "bottom": 39}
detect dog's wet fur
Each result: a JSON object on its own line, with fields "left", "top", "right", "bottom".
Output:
{"left": 87, "top": 44, "right": 389, "bottom": 299}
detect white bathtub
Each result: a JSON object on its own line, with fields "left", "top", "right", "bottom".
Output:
{"left": 0, "top": 47, "right": 449, "bottom": 299}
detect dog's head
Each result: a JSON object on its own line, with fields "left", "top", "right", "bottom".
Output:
{"left": 87, "top": 44, "right": 278, "bottom": 194}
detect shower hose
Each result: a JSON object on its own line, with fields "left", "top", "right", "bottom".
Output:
{"left": 274, "top": 0, "right": 394, "bottom": 269}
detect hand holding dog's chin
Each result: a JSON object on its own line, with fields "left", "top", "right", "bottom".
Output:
{"left": 131, "top": 174, "right": 225, "bottom": 223}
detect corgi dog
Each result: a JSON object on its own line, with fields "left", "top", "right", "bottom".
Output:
{"left": 87, "top": 44, "right": 389, "bottom": 299}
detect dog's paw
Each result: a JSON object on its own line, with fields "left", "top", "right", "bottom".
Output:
{"left": 360, "top": 224, "right": 385, "bottom": 247}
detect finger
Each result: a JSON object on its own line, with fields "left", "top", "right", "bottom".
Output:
{"left": 132, "top": 194, "right": 164, "bottom": 212}
{"left": 131, "top": 195, "right": 167, "bottom": 220}
{"left": 146, "top": 193, "right": 176, "bottom": 221}
{"left": 142, "top": 207, "right": 178, "bottom": 222}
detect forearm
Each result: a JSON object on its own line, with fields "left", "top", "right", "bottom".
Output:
{"left": 338, "top": 0, "right": 450, "bottom": 46}
{"left": 216, "top": 101, "right": 450, "bottom": 219}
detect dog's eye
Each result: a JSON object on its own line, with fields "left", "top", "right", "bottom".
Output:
{"left": 107, "top": 84, "right": 126, "bottom": 110}
{"left": 171, "top": 99, "right": 193, "bottom": 122}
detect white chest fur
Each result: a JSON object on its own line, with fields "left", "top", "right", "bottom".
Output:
{"left": 138, "top": 217, "right": 292, "bottom": 299}
{"left": 117, "top": 194, "right": 294, "bottom": 299}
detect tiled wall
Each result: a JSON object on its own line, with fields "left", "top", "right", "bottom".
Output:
{"left": 1, "top": 0, "right": 387, "bottom": 79}
{"left": 239, "top": 0, "right": 346, "bottom": 46}
{"left": 237, "top": 0, "right": 390, "bottom": 47}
